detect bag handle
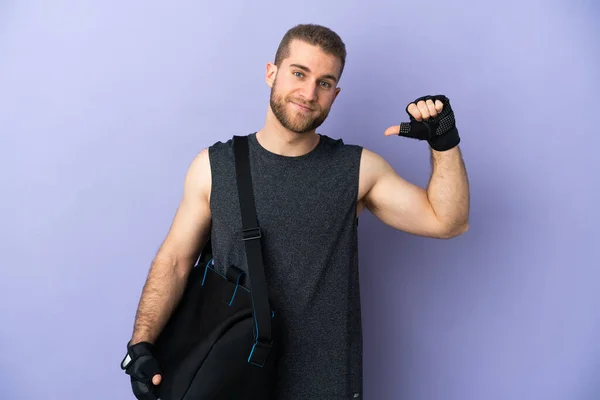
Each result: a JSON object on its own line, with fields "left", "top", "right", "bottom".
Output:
{"left": 233, "top": 135, "right": 273, "bottom": 367}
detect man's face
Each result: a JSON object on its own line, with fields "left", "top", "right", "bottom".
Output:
{"left": 267, "top": 40, "right": 342, "bottom": 134}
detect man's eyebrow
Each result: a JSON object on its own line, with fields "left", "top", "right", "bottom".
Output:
{"left": 289, "top": 63, "right": 338, "bottom": 83}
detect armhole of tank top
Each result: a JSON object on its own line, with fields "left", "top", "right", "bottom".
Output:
{"left": 354, "top": 145, "right": 364, "bottom": 228}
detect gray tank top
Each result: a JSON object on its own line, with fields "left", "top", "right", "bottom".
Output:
{"left": 208, "top": 132, "right": 364, "bottom": 399}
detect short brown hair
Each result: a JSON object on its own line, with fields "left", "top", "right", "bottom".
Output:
{"left": 274, "top": 24, "right": 347, "bottom": 79}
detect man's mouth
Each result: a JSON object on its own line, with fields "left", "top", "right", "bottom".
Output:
{"left": 290, "top": 101, "right": 314, "bottom": 111}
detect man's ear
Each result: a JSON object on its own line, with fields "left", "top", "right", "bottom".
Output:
{"left": 265, "top": 62, "right": 278, "bottom": 88}
{"left": 330, "top": 86, "right": 341, "bottom": 104}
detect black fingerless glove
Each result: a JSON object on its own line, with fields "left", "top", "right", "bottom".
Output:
{"left": 120, "top": 341, "right": 161, "bottom": 400}
{"left": 398, "top": 94, "right": 461, "bottom": 152}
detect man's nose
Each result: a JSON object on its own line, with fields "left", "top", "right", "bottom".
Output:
{"left": 298, "top": 81, "right": 318, "bottom": 103}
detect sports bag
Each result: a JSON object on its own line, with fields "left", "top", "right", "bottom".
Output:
{"left": 128, "top": 135, "right": 279, "bottom": 399}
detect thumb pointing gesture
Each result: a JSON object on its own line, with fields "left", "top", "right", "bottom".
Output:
{"left": 384, "top": 95, "right": 461, "bottom": 152}
{"left": 384, "top": 98, "right": 444, "bottom": 136}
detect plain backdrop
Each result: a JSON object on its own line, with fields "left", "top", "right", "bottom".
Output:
{"left": 1, "top": 0, "right": 599, "bottom": 399}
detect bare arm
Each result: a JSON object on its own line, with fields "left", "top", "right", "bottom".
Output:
{"left": 130, "top": 148, "right": 213, "bottom": 344}
{"left": 427, "top": 146, "right": 470, "bottom": 235}
{"left": 360, "top": 145, "right": 470, "bottom": 239}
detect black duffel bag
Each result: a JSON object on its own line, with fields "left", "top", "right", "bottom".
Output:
{"left": 122, "top": 135, "right": 279, "bottom": 399}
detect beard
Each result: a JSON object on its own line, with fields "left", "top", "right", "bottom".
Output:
{"left": 269, "top": 81, "right": 331, "bottom": 134}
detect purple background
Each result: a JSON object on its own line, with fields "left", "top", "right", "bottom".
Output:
{"left": 1, "top": 1, "right": 599, "bottom": 399}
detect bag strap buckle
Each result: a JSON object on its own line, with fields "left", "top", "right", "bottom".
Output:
{"left": 242, "top": 227, "right": 261, "bottom": 241}
{"left": 247, "top": 338, "right": 272, "bottom": 367}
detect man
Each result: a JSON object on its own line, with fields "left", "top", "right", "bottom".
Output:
{"left": 122, "top": 23, "right": 469, "bottom": 399}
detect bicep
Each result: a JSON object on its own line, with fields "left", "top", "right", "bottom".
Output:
{"left": 362, "top": 149, "right": 445, "bottom": 238}
{"left": 156, "top": 148, "right": 213, "bottom": 270}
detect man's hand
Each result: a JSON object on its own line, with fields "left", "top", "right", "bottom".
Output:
{"left": 121, "top": 341, "right": 163, "bottom": 400}
{"left": 385, "top": 98, "right": 444, "bottom": 132}
{"left": 384, "top": 95, "right": 461, "bottom": 152}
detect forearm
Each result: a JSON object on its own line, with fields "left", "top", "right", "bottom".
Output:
{"left": 130, "top": 256, "right": 190, "bottom": 345}
{"left": 426, "top": 146, "right": 470, "bottom": 235}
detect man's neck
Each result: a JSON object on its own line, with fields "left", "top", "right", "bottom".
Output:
{"left": 255, "top": 113, "right": 320, "bottom": 157}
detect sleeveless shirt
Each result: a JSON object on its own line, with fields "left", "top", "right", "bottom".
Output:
{"left": 208, "top": 132, "right": 364, "bottom": 399}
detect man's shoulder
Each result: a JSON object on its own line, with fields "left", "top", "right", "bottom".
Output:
{"left": 318, "top": 133, "right": 364, "bottom": 155}
{"left": 206, "top": 132, "right": 254, "bottom": 158}
{"left": 207, "top": 133, "right": 246, "bottom": 148}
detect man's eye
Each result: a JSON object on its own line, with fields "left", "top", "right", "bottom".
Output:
{"left": 320, "top": 81, "right": 331, "bottom": 88}
{"left": 294, "top": 71, "right": 304, "bottom": 78}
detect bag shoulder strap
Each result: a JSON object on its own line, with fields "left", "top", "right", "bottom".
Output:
{"left": 233, "top": 135, "right": 273, "bottom": 367}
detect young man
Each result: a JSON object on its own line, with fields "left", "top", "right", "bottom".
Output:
{"left": 122, "top": 23, "right": 469, "bottom": 399}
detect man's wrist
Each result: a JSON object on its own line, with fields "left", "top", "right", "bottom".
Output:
{"left": 428, "top": 126, "right": 460, "bottom": 152}
{"left": 130, "top": 332, "right": 155, "bottom": 346}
